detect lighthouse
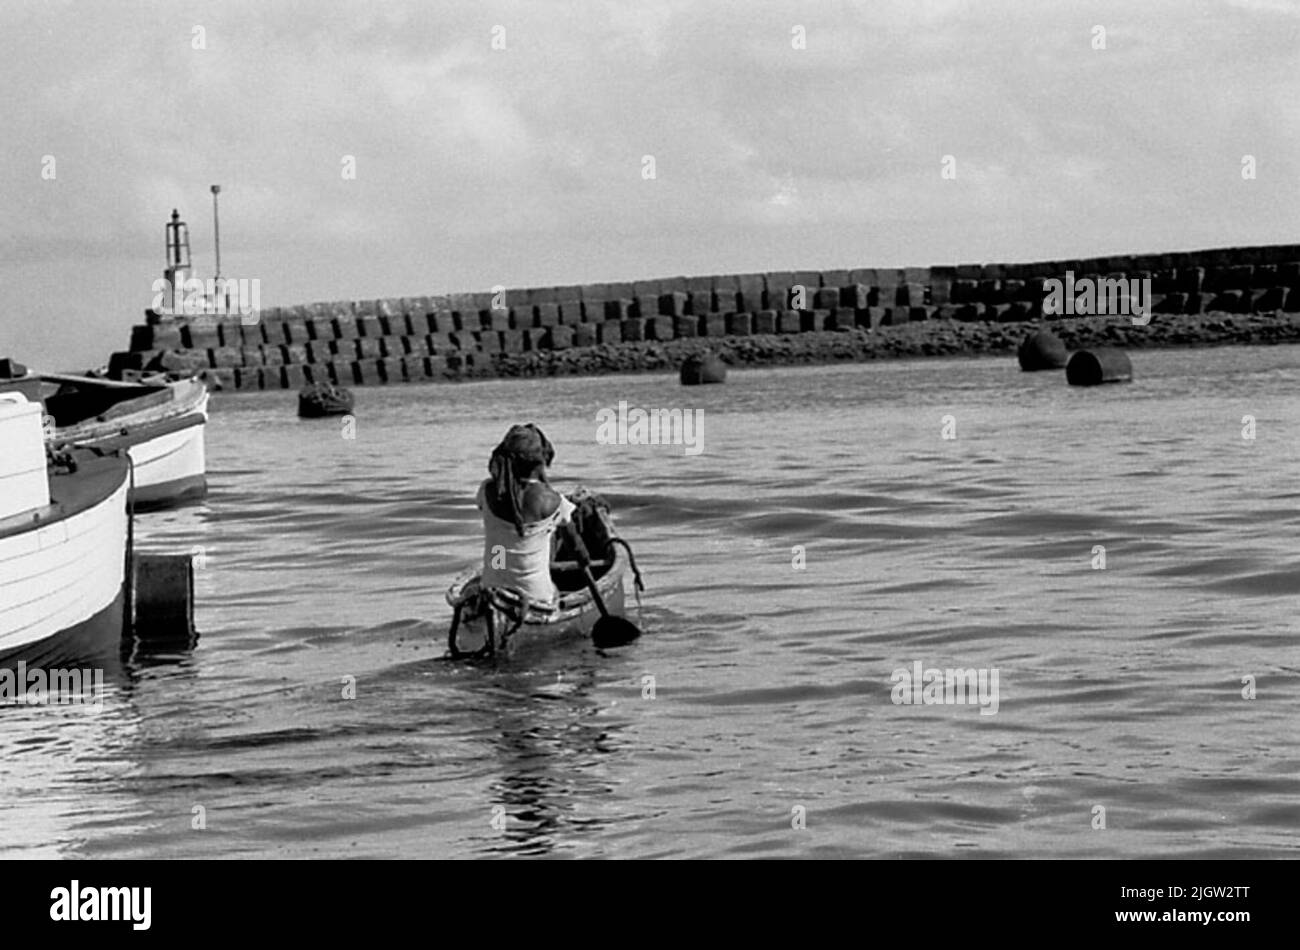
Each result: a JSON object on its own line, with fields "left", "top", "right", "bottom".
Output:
{"left": 162, "top": 209, "right": 191, "bottom": 318}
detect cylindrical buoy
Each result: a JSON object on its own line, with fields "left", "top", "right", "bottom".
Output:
{"left": 1066, "top": 347, "right": 1132, "bottom": 386}
{"left": 131, "top": 553, "right": 196, "bottom": 644}
{"left": 680, "top": 352, "right": 727, "bottom": 385}
{"left": 1017, "top": 329, "right": 1069, "bottom": 371}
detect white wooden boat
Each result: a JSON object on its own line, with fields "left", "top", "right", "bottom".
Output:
{"left": 0, "top": 393, "right": 131, "bottom": 667}
{"left": 0, "top": 368, "right": 208, "bottom": 511}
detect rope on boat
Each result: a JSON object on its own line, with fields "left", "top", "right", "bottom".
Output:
{"left": 447, "top": 602, "right": 464, "bottom": 658}
{"left": 609, "top": 537, "right": 646, "bottom": 610}
{"left": 610, "top": 538, "right": 645, "bottom": 592}
{"left": 125, "top": 453, "right": 136, "bottom": 642}
{"left": 447, "top": 586, "right": 528, "bottom": 660}
{"left": 484, "top": 587, "right": 531, "bottom": 655}
{"left": 494, "top": 602, "right": 525, "bottom": 654}
{"left": 45, "top": 445, "right": 78, "bottom": 474}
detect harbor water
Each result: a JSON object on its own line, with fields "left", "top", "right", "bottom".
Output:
{"left": 2, "top": 346, "right": 1298, "bottom": 858}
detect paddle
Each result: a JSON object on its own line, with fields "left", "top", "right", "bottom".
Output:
{"left": 568, "top": 527, "right": 640, "bottom": 648}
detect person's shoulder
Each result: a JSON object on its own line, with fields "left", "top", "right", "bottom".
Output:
{"left": 522, "top": 482, "right": 561, "bottom": 520}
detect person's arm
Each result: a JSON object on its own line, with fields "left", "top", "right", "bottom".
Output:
{"left": 548, "top": 495, "right": 580, "bottom": 562}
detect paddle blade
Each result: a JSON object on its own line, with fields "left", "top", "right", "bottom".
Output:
{"left": 592, "top": 615, "right": 640, "bottom": 648}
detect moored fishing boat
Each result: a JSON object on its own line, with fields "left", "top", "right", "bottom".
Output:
{"left": 298, "top": 381, "right": 354, "bottom": 418}
{"left": 0, "top": 393, "right": 131, "bottom": 668}
{"left": 445, "top": 491, "right": 643, "bottom": 658}
{"left": 0, "top": 362, "right": 208, "bottom": 511}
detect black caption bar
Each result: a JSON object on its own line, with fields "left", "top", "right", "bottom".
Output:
{"left": 1, "top": 859, "right": 1286, "bottom": 938}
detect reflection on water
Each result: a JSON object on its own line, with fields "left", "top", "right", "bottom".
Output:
{"left": 0, "top": 651, "right": 161, "bottom": 857}
{"left": 476, "top": 666, "right": 620, "bottom": 857}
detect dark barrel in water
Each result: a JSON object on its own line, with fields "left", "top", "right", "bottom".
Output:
{"left": 1017, "top": 329, "right": 1069, "bottom": 371}
{"left": 1066, "top": 348, "right": 1132, "bottom": 386}
{"left": 680, "top": 352, "right": 727, "bottom": 385}
{"left": 131, "top": 552, "right": 196, "bottom": 646}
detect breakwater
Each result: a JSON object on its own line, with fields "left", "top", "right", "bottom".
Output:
{"left": 108, "top": 242, "right": 1300, "bottom": 389}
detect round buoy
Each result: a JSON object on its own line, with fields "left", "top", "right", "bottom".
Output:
{"left": 1017, "top": 329, "right": 1069, "bottom": 371}
{"left": 1066, "top": 347, "right": 1132, "bottom": 386}
{"left": 680, "top": 352, "right": 727, "bottom": 385}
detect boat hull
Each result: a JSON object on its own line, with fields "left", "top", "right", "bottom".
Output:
{"left": 59, "top": 380, "right": 209, "bottom": 511}
{"left": 121, "top": 414, "right": 208, "bottom": 510}
{"left": 449, "top": 581, "right": 626, "bottom": 655}
{"left": 298, "top": 385, "right": 354, "bottom": 418}
{"left": 0, "top": 452, "right": 130, "bottom": 668}
{"left": 0, "top": 589, "right": 125, "bottom": 669}
{"left": 297, "top": 401, "right": 352, "bottom": 418}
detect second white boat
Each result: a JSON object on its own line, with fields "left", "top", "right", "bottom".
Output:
{"left": 0, "top": 366, "right": 208, "bottom": 511}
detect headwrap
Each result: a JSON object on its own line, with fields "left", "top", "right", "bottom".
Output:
{"left": 487, "top": 423, "right": 555, "bottom": 536}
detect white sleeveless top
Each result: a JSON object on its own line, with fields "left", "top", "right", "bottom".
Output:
{"left": 477, "top": 479, "right": 576, "bottom": 604}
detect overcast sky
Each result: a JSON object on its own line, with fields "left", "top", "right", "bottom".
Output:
{"left": 1, "top": 0, "right": 1297, "bottom": 370}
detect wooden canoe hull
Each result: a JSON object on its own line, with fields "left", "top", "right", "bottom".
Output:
{"left": 447, "top": 578, "right": 626, "bottom": 655}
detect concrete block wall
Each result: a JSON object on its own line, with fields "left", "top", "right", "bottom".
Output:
{"left": 108, "top": 243, "right": 1300, "bottom": 389}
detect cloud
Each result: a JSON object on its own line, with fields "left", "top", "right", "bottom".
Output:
{"left": 1224, "top": 0, "right": 1300, "bottom": 14}
{"left": 0, "top": 0, "right": 1297, "bottom": 369}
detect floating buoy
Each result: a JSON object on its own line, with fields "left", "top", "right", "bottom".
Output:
{"left": 680, "top": 352, "right": 727, "bottom": 385}
{"left": 298, "top": 381, "right": 355, "bottom": 417}
{"left": 1017, "top": 329, "right": 1069, "bottom": 371}
{"left": 1066, "top": 347, "right": 1132, "bottom": 386}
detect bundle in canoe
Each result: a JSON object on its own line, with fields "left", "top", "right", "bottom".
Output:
{"left": 445, "top": 490, "right": 644, "bottom": 658}
{"left": 298, "top": 381, "right": 354, "bottom": 418}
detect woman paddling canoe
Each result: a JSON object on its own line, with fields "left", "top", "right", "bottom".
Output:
{"left": 445, "top": 422, "right": 644, "bottom": 658}
{"left": 476, "top": 423, "right": 575, "bottom": 607}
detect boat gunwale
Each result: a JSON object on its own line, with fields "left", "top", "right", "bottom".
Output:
{"left": 54, "top": 380, "right": 208, "bottom": 443}
{"left": 0, "top": 452, "right": 131, "bottom": 544}
{"left": 67, "top": 409, "right": 207, "bottom": 451}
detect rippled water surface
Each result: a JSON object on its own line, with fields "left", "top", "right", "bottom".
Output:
{"left": 3, "top": 347, "right": 1299, "bottom": 858}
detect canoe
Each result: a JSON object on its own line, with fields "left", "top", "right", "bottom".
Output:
{"left": 298, "top": 382, "right": 354, "bottom": 418}
{"left": 0, "top": 367, "right": 208, "bottom": 511}
{"left": 0, "top": 393, "right": 131, "bottom": 668}
{"left": 445, "top": 491, "right": 640, "bottom": 658}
